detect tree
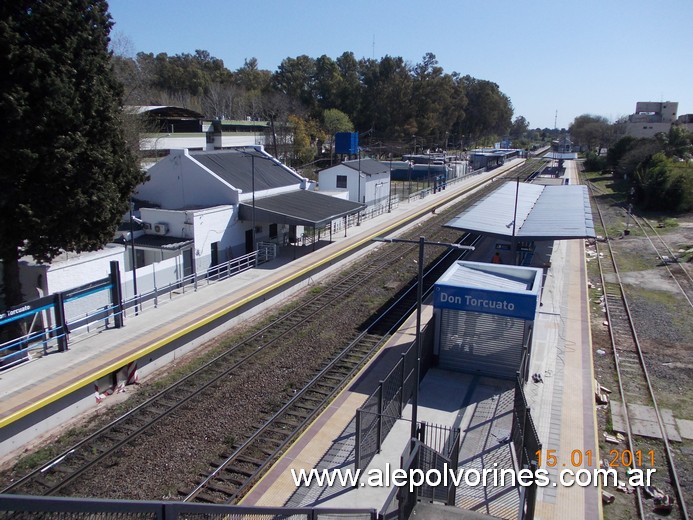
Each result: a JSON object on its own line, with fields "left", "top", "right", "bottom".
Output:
{"left": 233, "top": 58, "right": 271, "bottom": 94}
{"left": 569, "top": 114, "right": 612, "bottom": 152}
{"left": 459, "top": 76, "right": 513, "bottom": 145}
{"left": 272, "top": 55, "right": 317, "bottom": 111}
{"left": 323, "top": 109, "right": 353, "bottom": 160}
{"left": 288, "top": 114, "right": 323, "bottom": 166}
{"left": 0, "top": 0, "right": 145, "bottom": 309}
{"left": 632, "top": 153, "right": 693, "bottom": 212}
{"left": 509, "top": 116, "right": 530, "bottom": 141}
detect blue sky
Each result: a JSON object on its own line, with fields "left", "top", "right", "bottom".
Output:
{"left": 107, "top": 0, "right": 693, "bottom": 130}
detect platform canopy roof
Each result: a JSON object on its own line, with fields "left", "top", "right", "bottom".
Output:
{"left": 445, "top": 181, "right": 595, "bottom": 240}
{"left": 239, "top": 190, "right": 365, "bottom": 228}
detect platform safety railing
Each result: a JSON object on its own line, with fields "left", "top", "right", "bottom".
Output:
{"left": 0, "top": 246, "right": 279, "bottom": 365}
{"left": 0, "top": 494, "right": 377, "bottom": 520}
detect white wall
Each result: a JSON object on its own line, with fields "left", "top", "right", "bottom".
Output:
{"left": 320, "top": 165, "right": 392, "bottom": 206}
{"left": 191, "top": 206, "right": 241, "bottom": 272}
{"left": 18, "top": 245, "right": 125, "bottom": 326}
{"left": 363, "top": 173, "right": 391, "bottom": 206}
{"left": 140, "top": 207, "right": 195, "bottom": 240}
{"left": 136, "top": 149, "right": 239, "bottom": 209}
{"left": 219, "top": 134, "right": 265, "bottom": 147}
{"left": 319, "top": 164, "right": 361, "bottom": 203}
{"left": 121, "top": 255, "right": 183, "bottom": 300}
{"left": 42, "top": 246, "right": 124, "bottom": 295}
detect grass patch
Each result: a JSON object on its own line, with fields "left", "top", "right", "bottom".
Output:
{"left": 611, "top": 251, "right": 654, "bottom": 272}
{"left": 652, "top": 217, "right": 679, "bottom": 230}
{"left": 629, "top": 286, "right": 682, "bottom": 310}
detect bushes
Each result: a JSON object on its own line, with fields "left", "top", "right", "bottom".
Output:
{"left": 632, "top": 154, "right": 693, "bottom": 212}
{"left": 584, "top": 151, "right": 607, "bottom": 172}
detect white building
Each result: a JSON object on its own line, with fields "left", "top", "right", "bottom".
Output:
{"left": 624, "top": 101, "right": 686, "bottom": 138}
{"left": 132, "top": 147, "right": 364, "bottom": 280}
{"left": 318, "top": 158, "right": 391, "bottom": 207}
{"left": 15, "top": 147, "right": 364, "bottom": 313}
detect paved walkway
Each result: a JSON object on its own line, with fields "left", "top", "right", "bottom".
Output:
{"left": 242, "top": 160, "right": 601, "bottom": 519}
{"left": 0, "top": 163, "right": 515, "bottom": 462}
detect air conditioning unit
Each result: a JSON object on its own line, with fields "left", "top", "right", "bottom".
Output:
{"left": 153, "top": 223, "right": 169, "bottom": 235}
{"left": 142, "top": 222, "right": 152, "bottom": 231}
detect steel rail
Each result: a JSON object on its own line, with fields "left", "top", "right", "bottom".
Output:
{"left": 587, "top": 180, "right": 688, "bottom": 520}
{"left": 1, "top": 159, "right": 535, "bottom": 500}
{"left": 183, "top": 234, "right": 481, "bottom": 503}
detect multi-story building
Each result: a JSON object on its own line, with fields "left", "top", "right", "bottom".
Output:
{"left": 624, "top": 101, "right": 683, "bottom": 138}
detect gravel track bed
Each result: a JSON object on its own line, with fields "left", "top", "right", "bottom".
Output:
{"left": 0, "top": 216, "right": 461, "bottom": 501}
{"left": 588, "top": 183, "right": 692, "bottom": 518}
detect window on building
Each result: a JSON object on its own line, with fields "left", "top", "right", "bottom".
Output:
{"left": 336, "top": 175, "right": 347, "bottom": 189}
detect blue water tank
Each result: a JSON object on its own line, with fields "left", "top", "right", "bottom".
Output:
{"left": 335, "top": 132, "right": 359, "bottom": 155}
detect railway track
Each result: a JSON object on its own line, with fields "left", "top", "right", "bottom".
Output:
{"left": 182, "top": 233, "right": 481, "bottom": 503}
{"left": 585, "top": 178, "right": 693, "bottom": 308}
{"left": 587, "top": 182, "right": 688, "bottom": 520}
{"left": 1, "top": 158, "right": 545, "bottom": 503}
{"left": 0, "top": 236, "right": 424, "bottom": 498}
{"left": 629, "top": 215, "right": 693, "bottom": 308}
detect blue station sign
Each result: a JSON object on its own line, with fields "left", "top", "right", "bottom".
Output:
{"left": 434, "top": 285, "right": 538, "bottom": 321}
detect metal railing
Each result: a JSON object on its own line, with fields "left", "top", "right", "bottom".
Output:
{"left": 379, "top": 426, "right": 460, "bottom": 520}
{"left": 355, "top": 322, "right": 435, "bottom": 471}
{"left": 0, "top": 494, "right": 377, "bottom": 520}
{"left": 511, "top": 376, "right": 542, "bottom": 520}
{"left": 0, "top": 246, "right": 278, "bottom": 365}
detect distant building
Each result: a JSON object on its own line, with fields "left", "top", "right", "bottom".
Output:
{"left": 624, "top": 101, "right": 681, "bottom": 138}
{"left": 318, "top": 158, "right": 391, "bottom": 207}
{"left": 131, "top": 106, "right": 274, "bottom": 157}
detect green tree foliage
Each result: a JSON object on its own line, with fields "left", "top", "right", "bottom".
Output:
{"left": 233, "top": 58, "right": 272, "bottom": 94}
{"left": 584, "top": 151, "right": 607, "bottom": 172}
{"left": 632, "top": 153, "right": 693, "bottom": 212}
{"left": 569, "top": 114, "right": 613, "bottom": 152}
{"left": 288, "top": 114, "right": 322, "bottom": 166}
{"left": 323, "top": 108, "right": 353, "bottom": 158}
{"left": 113, "top": 49, "right": 516, "bottom": 153}
{"left": 655, "top": 125, "right": 693, "bottom": 159}
{"left": 509, "top": 116, "right": 530, "bottom": 141}
{"left": 459, "top": 76, "right": 513, "bottom": 145}
{"left": 607, "top": 126, "right": 693, "bottom": 213}
{"left": 0, "top": 0, "right": 145, "bottom": 307}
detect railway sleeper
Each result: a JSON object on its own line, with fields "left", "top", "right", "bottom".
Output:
{"left": 203, "top": 481, "right": 238, "bottom": 496}
{"left": 224, "top": 465, "right": 256, "bottom": 478}
{"left": 189, "top": 491, "right": 219, "bottom": 504}
{"left": 263, "top": 427, "right": 293, "bottom": 439}
{"left": 236, "top": 454, "right": 265, "bottom": 466}
{"left": 292, "top": 404, "right": 317, "bottom": 415}
{"left": 256, "top": 446, "right": 279, "bottom": 457}
{"left": 273, "top": 419, "right": 300, "bottom": 430}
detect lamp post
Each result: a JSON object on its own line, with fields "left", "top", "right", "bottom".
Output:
{"left": 373, "top": 236, "right": 474, "bottom": 441}
{"left": 357, "top": 150, "right": 362, "bottom": 225}
{"left": 251, "top": 153, "right": 256, "bottom": 251}
{"left": 388, "top": 153, "right": 392, "bottom": 213}
{"left": 129, "top": 199, "right": 139, "bottom": 315}
{"left": 239, "top": 148, "right": 259, "bottom": 252}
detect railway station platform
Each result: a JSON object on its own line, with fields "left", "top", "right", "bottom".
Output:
{"left": 241, "top": 161, "right": 601, "bottom": 519}
{"left": 0, "top": 161, "right": 518, "bottom": 464}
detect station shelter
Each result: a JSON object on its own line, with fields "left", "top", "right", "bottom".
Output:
{"left": 433, "top": 260, "right": 542, "bottom": 380}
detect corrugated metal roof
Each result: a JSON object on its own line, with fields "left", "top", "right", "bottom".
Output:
{"left": 239, "top": 190, "right": 365, "bottom": 227}
{"left": 520, "top": 185, "right": 595, "bottom": 238}
{"left": 191, "top": 150, "right": 300, "bottom": 193}
{"left": 441, "top": 264, "right": 530, "bottom": 292}
{"left": 342, "top": 158, "right": 388, "bottom": 176}
{"left": 445, "top": 181, "right": 595, "bottom": 240}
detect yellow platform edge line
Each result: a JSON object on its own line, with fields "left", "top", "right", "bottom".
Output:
{"left": 0, "top": 182, "right": 477, "bottom": 431}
